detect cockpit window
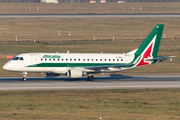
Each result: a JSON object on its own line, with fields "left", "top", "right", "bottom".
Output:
{"left": 19, "top": 57, "right": 23, "bottom": 60}
{"left": 12, "top": 57, "right": 19, "bottom": 60}
{"left": 12, "top": 57, "right": 23, "bottom": 61}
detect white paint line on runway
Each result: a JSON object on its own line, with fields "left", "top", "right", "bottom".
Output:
{"left": 1, "top": 85, "right": 180, "bottom": 90}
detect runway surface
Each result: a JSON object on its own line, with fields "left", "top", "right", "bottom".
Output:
{"left": 1, "top": 13, "right": 180, "bottom": 18}
{"left": 0, "top": 75, "right": 180, "bottom": 90}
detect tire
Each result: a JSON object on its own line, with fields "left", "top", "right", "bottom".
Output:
{"left": 22, "top": 77, "right": 26, "bottom": 81}
{"left": 89, "top": 75, "right": 94, "bottom": 81}
{"left": 87, "top": 76, "right": 90, "bottom": 81}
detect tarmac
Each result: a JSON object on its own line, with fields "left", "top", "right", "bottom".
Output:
{"left": 0, "top": 75, "right": 180, "bottom": 90}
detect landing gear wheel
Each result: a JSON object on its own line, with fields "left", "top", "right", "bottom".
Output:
{"left": 22, "top": 72, "right": 27, "bottom": 81}
{"left": 22, "top": 77, "right": 27, "bottom": 81}
{"left": 87, "top": 76, "right": 90, "bottom": 81}
{"left": 87, "top": 75, "right": 94, "bottom": 81}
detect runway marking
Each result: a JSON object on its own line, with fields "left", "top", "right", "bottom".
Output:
{"left": 1, "top": 85, "right": 180, "bottom": 90}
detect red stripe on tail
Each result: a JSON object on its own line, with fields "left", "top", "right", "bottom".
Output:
{"left": 136, "top": 43, "right": 153, "bottom": 67}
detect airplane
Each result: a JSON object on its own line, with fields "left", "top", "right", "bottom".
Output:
{"left": 3, "top": 24, "right": 173, "bottom": 81}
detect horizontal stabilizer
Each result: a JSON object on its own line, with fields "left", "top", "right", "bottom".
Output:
{"left": 145, "top": 56, "right": 176, "bottom": 62}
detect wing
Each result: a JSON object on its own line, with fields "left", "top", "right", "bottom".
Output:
{"left": 84, "top": 64, "right": 128, "bottom": 69}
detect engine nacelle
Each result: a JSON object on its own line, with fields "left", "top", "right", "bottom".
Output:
{"left": 68, "top": 69, "right": 84, "bottom": 78}
{"left": 46, "top": 72, "right": 60, "bottom": 77}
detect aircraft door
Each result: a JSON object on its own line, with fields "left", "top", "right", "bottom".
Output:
{"left": 125, "top": 55, "right": 130, "bottom": 63}
{"left": 30, "top": 54, "right": 37, "bottom": 65}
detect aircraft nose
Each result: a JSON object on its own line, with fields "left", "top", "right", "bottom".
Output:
{"left": 3, "top": 64, "right": 9, "bottom": 70}
{"left": 3, "top": 62, "right": 12, "bottom": 70}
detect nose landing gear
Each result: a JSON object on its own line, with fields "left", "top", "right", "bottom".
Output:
{"left": 22, "top": 72, "right": 27, "bottom": 81}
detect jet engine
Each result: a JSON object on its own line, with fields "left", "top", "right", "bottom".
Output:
{"left": 68, "top": 69, "right": 86, "bottom": 78}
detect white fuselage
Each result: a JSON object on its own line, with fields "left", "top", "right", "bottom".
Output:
{"left": 3, "top": 53, "right": 135, "bottom": 74}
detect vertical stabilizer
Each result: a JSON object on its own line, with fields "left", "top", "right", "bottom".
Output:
{"left": 135, "top": 24, "right": 164, "bottom": 57}
{"left": 132, "top": 24, "right": 164, "bottom": 67}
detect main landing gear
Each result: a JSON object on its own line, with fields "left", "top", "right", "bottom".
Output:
{"left": 22, "top": 72, "right": 27, "bottom": 81}
{"left": 87, "top": 75, "right": 94, "bottom": 81}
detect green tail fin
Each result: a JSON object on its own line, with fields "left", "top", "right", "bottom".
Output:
{"left": 135, "top": 24, "right": 164, "bottom": 58}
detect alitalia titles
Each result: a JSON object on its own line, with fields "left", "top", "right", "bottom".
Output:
{"left": 43, "top": 55, "right": 61, "bottom": 59}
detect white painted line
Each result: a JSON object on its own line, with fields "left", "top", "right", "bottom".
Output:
{"left": 1, "top": 85, "right": 180, "bottom": 90}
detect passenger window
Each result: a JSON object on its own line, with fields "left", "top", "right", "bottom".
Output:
{"left": 62, "top": 59, "right": 64, "bottom": 61}
{"left": 96, "top": 59, "right": 98, "bottom": 61}
{"left": 49, "top": 59, "right": 51, "bottom": 61}
{"left": 41, "top": 59, "right": 43, "bottom": 61}
{"left": 92, "top": 59, "right": 93, "bottom": 61}
{"left": 70, "top": 59, "right": 72, "bottom": 61}
{"left": 105, "top": 59, "right": 106, "bottom": 61}
{"left": 66, "top": 59, "right": 68, "bottom": 61}
{"left": 113, "top": 59, "right": 115, "bottom": 61}
{"left": 109, "top": 59, "right": 111, "bottom": 61}
{"left": 121, "top": 59, "right": 123, "bottom": 61}
{"left": 83, "top": 59, "right": 85, "bottom": 61}
{"left": 100, "top": 59, "right": 102, "bottom": 61}
{"left": 74, "top": 59, "right": 76, "bottom": 61}
{"left": 78, "top": 59, "right": 80, "bottom": 61}
{"left": 57, "top": 59, "right": 59, "bottom": 61}
{"left": 117, "top": 59, "right": 119, "bottom": 61}
{"left": 45, "top": 59, "right": 47, "bottom": 61}
{"left": 53, "top": 59, "right": 55, "bottom": 61}
{"left": 87, "top": 59, "right": 89, "bottom": 61}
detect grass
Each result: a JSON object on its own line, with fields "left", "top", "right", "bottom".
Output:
{"left": 0, "top": 89, "right": 180, "bottom": 119}
{"left": 0, "top": 3, "right": 180, "bottom": 14}
{"left": 0, "top": 17, "right": 180, "bottom": 41}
